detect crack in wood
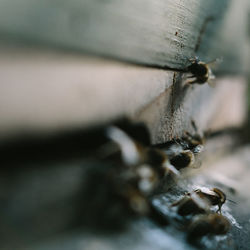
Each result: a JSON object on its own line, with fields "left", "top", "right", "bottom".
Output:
{"left": 194, "top": 16, "right": 215, "bottom": 53}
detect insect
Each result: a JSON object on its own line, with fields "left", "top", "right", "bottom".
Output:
{"left": 171, "top": 191, "right": 210, "bottom": 216}
{"left": 155, "top": 141, "right": 196, "bottom": 171}
{"left": 193, "top": 187, "right": 226, "bottom": 213}
{"left": 172, "top": 186, "right": 227, "bottom": 216}
{"left": 182, "top": 119, "right": 205, "bottom": 154}
{"left": 187, "top": 213, "right": 230, "bottom": 241}
{"left": 106, "top": 126, "right": 180, "bottom": 176}
{"left": 120, "top": 164, "right": 159, "bottom": 196}
{"left": 168, "top": 149, "right": 195, "bottom": 170}
{"left": 186, "top": 57, "right": 216, "bottom": 85}
{"left": 105, "top": 125, "right": 181, "bottom": 216}
{"left": 146, "top": 147, "right": 180, "bottom": 176}
{"left": 155, "top": 120, "right": 205, "bottom": 171}
{"left": 105, "top": 125, "right": 144, "bottom": 166}
{"left": 156, "top": 135, "right": 198, "bottom": 168}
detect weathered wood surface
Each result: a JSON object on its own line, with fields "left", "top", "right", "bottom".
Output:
{"left": 0, "top": 0, "right": 248, "bottom": 73}
{"left": 0, "top": 1, "right": 249, "bottom": 249}
{"left": 0, "top": 0, "right": 248, "bottom": 141}
{"left": 1, "top": 136, "right": 250, "bottom": 250}
{"left": 0, "top": 47, "right": 173, "bottom": 140}
{"left": 0, "top": 46, "right": 246, "bottom": 142}
{"left": 136, "top": 76, "right": 246, "bottom": 144}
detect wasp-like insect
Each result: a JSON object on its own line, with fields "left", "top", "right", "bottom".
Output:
{"left": 171, "top": 190, "right": 210, "bottom": 216}
{"left": 156, "top": 139, "right": 196, "bottom": 171}
{"left": 156, "top": 120, "right": 205, "bottom": 171}
{"left": 193, "top": 187, "right": 226, "bottom": 213}
{"left": 105, "top": 125, "right": 179, "bottom": 219}
{"left": 167, "top": 148, "right": 195, "bottom": 171}
{"left": 187, "top": 213, "right": 230, "bottom": 241}
{"left": 171, "top": 187, "right": 226, "bottom": 216}
{"left": 186, "top": 57, "right": 221, "bottom": 86}
{"left": 182, "top": 120, "right": 205, "bottom": 154}
{"left": 106, "top": 126, "right": 179, "bottom": 177}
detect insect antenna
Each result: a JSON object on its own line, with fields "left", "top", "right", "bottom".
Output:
{"left": 227, "top": 199, "right": 237, "bottom": 205}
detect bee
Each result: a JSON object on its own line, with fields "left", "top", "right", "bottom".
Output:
{"left": 105, "top": 125, "right": 181, "bottom": 217}
{"left": 120, "top": 164, "right": 160, "bottom": 196}
{"left": 105, "top": 126, "right": 144, "bottom": 166}
{"left": 193, "top": 187, "right": 226, "bottom": 213}
{"left": 155, "top": 120, "right": 205, "bottom": 171}
{"left": 168, "top": 149, "right": 195, "bottom": 170}
{"left": 182, "top": 120, "right": 205, "bottom": 154}
{"left": 106, "top": 126, "right": 180, "bottom": 176}
{"left": 171, "top": 191, "right": 210, "bottom": 216}
{"left": 146, "top": 147, "right": 180, "bottom": 176}
{"left": 187, "top": 213, "right": 230, "bottom": 241}
{"left": 156, "top": 145, "right": 196, "bottom": 172}
{"left": 172, "top": 187, "right": 226, "bottom": 216}
{"left": 155, "top": 142, "right": 195, "bottom": 171}
{"left": 186, "top": 57, "right": 215, "bottom": 85}
{"left": 156, "top": 136, "right": 196, "bottom": 169}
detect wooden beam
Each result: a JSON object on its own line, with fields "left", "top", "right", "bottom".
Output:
{"left": 0, "top": 47, "right": 246, "bottom": 142}
{"left": 0, "top": 0, "right": 248, "bottom": 73}
{"left": 0, "top": 48, "right": 173, "bottom": 139}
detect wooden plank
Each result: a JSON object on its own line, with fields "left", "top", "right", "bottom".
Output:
{"left": 0, "top": 46, "right": 246, "bottom": 142}
{"left": 135, "top": 76, "right": 246, "bottom": 144}
{"left": 1, "top": 134, "right": 249, "bottom": 250}
{"left": 0, "top": 47, "right": 173, "bottom": 139}
{"left": 0, "top": 0, "right": 247, "bottom": 73}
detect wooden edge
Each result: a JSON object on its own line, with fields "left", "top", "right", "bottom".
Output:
{"left": 0, "top": 49, "right": 173, "bottom": 140}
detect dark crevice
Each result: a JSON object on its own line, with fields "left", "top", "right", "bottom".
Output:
{"left": 194, "top": 16, "right": 215, "bottom": 53}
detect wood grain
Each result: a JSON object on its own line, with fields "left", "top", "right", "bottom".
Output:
{"left": 136, "top": 75, "right": 246, "bottom": 144}
{"left": 0, "top": 47, "right": 246, "bottom": 143}
{"left": 0, "top": 48, "right": 173, "bottom": 139}
{"left": 0, "top": 46, "right": 246, "bottom": 142}
{"left": 0, "top": 0, "right": 247, "bottom": 73}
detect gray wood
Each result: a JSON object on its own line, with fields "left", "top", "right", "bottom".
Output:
{"left": 136, "top": 76, "right": 246, "bottom": 144}
{"left": 2, "top": 137, "right": 249, "bottom": 250}
{"left": 0, "top": 46, "right": 246, "bottom": 142}
{"left": 0, "top": 0, "right": 247, "bottom": 73}
{"left": 0, "top": 48, "right": 173, "bottom": 140}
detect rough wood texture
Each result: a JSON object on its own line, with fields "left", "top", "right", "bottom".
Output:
{"left": 2, "top": 139, "right": 250, "bottom": 250}
{"left": 136, "top": 76, "right": 246, "bottom": 144}
{"left": 0, "top": 46, "right": 246, "bottom": 142}
{"left": 0, "top": 1, "right": 249, "bottom": 249}
{"left": 0, "top": 0, "right": 248, "bottom": 73}
{"left": 0, "top": 0, "right": 248, "bottom": 141}
{"left": 0, "top": 47, "right": 173, "bottom": 140}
